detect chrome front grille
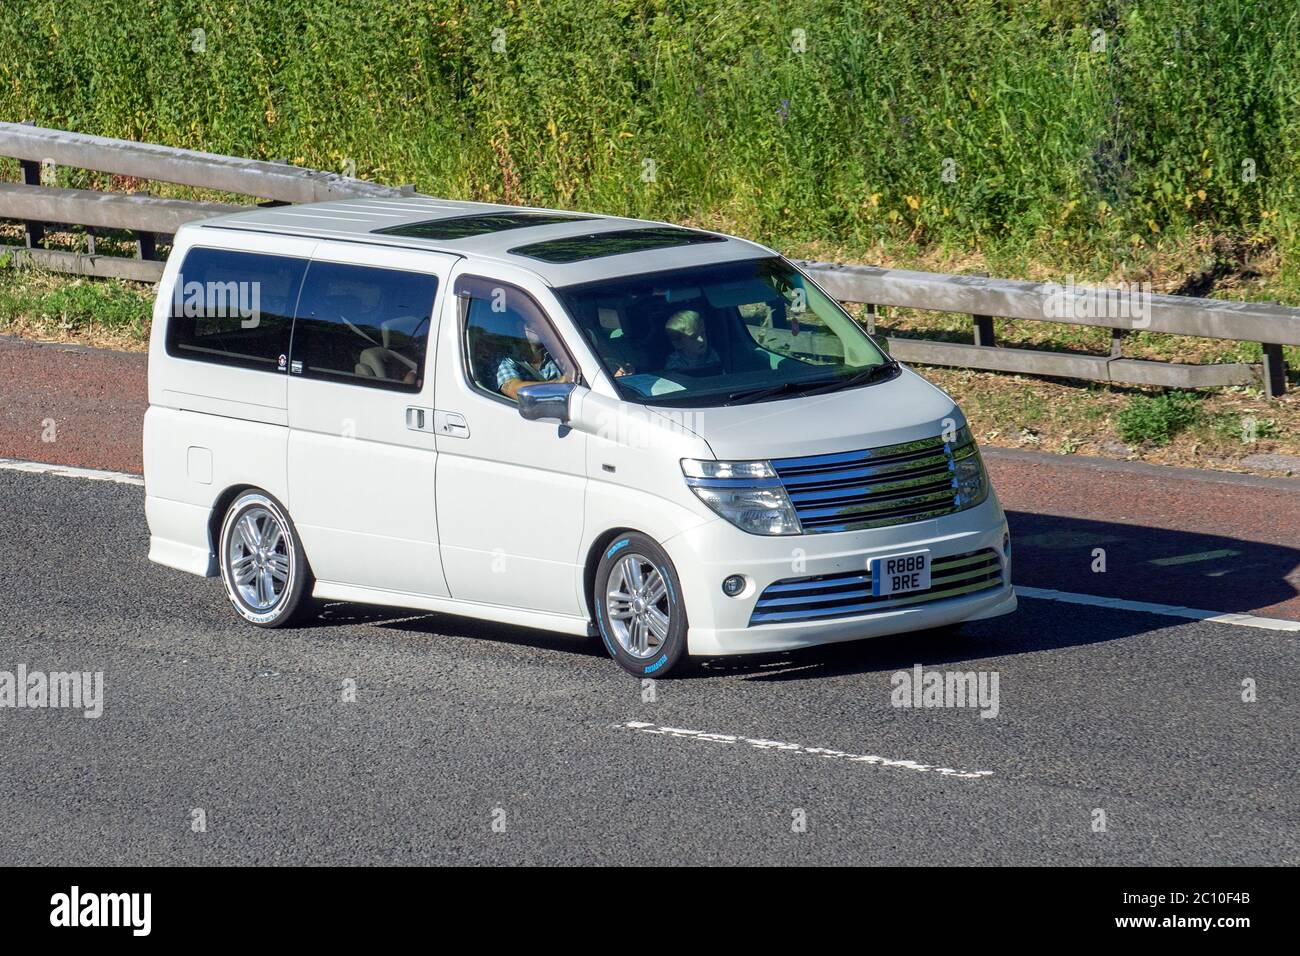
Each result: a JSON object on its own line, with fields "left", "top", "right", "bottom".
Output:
{"left": 771, "top": 434, "right": 973, "bottom": 533}
{"left": 749, "top": 548, "right": 1003, "bottom": 625}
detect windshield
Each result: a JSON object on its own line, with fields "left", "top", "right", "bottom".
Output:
{"left": 553, "top": 257, "right": 893, "bottom": 407}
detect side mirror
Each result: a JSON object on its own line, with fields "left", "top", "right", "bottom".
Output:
{"left": 517, "top": 382, "right": 577, "bottom": 423}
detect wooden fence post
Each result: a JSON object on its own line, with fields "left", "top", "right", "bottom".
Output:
{"left": 18, "top": 157, "right": 45, "bottom": 249}
{"left": 971, "top": 271, "right": 995, "bottom": 346}
{"left": 1110, "top": 329, "right": 1125, "bottom": 358}
{"left": 1262, "top": 343, "right": 1287, "bottom": 397}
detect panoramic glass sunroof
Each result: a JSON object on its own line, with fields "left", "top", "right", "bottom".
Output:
{"left": 373, "top": 212, "right": 593, "bottom": 240}
{"left": 508, "top": 226, "right": 727, "bottom": 264}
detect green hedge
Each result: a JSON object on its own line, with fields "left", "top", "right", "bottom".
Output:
{"left": 2, "top": 0, "right": 1298, "bottom": 271}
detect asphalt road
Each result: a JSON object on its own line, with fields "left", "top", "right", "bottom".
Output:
{"left": 1, "top": 467, "right": 1297, "bottom": 865}
{"left": 6, "top": 333, "right": 1300, "bottom": 619}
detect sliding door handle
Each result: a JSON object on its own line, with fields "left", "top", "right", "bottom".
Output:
{"left": 405, "top": 406, "right": 435, "bottom": 432}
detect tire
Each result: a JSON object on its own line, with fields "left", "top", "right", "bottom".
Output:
{"left": 217, "top": 490, "right": 313, "bottom": 627}
{"left": 593, "top": 532, "right": 690, "bottom": 677}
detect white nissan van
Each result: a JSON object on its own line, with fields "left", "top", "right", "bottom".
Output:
{"left": 144, "top": 199, "right": 1015, "bottom": 676}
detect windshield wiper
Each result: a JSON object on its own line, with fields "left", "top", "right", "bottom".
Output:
{"left": 795, "top": 360, "right": 900, "bottom": 396}
{"left": 722, "top": 361, "right": 898, "bottom": 405}
{"left": 721, "top": 378, "right": 837, "bottom": 406}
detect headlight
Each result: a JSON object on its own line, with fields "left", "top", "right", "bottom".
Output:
{"left": 680, "top": 459, "right": 776, "bottom": 480}
{"left": 681, "top": 458, "right": 802, "bottom": 535}
{"left": 950, "top": 427, "right": 989, "bottom": 510}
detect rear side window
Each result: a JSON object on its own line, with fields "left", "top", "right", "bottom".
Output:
{"left": 166, "top": 248, "right": 308, "bottom": 372}
{"left": 291, "top": 262, "right": 438, "bottom": 392}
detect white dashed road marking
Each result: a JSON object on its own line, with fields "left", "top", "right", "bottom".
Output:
{"left": 617, "top": 721, "right": 994, "bottom": 780}
{"left": 1148, "top": 548, "right": 1241, "bottom": 566}
{"left": 1016, "top": 586, "right": 1300, "bottom": 632}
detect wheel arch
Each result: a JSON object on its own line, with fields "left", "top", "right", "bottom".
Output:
{"left": 582, "top": 527, "right": 642, "bottom": 622}
{"left": 206, "top": 483, "right": 261, "bottom": 560}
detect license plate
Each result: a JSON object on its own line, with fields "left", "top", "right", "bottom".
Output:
{"left": 871, "top": 550, "right": 931, "bottom": 597}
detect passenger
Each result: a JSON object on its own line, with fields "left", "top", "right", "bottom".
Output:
{"left": 495, "top": 314, "right": 569, "bottom": 400}
{"left": 664, "top": 309, "right": 721, "bottom": 372}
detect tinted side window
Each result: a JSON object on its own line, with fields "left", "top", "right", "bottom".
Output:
{"left": 166, "top": 248, "right": 307, "bottom": 372}
{"left": 292, "top": 262, "right": 438, "bottom": 392}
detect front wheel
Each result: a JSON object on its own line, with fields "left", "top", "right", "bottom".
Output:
{"left": 218, "top": 490, "right": 312, "bottom": 627}
{"left": 594, "top": 533, "right": 690, "bottom": 677}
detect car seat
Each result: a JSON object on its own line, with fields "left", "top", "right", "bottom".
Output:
{"left": 355, "top": 316, "right": 420, "bottom": 381}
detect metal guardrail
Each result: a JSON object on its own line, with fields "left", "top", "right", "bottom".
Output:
{"left": 0, "top": 122, "right": 402, "bottom": 203}
{"left": 1, "top": 123, "right": 1295, "bottom": 396}
{"left": 0, "top": 120, "right": 405, "bottom": 283}
{"left": 799, "top": 261, "right": 1296, "bottom": 397}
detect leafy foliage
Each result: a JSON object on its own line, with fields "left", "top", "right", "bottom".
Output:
{"left": 1116, "top": 390, "right": 1204, "bottom": 445}
{"left": 1, "top": 1, "right": 1297, "bottom": 272}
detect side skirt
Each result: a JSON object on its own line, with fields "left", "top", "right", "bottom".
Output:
{"left": 311, "top": 581, "right": 593, "bottom": 637}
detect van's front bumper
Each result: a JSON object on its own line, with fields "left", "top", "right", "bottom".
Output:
{"left": 661, "top": 493, "right": 1015, "bottom": 657}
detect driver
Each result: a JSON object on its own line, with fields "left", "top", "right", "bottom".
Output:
{"left": 495, "top": 313, "right": 569, "bottom": 400}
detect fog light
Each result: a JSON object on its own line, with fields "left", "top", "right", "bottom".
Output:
{"left": 1003, "top": 533, "right": 1011, "bottom": 558}
{"left": 722, "top": 575, "right": 746, "bottom": 597}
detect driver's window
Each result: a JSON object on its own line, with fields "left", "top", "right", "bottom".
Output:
{"left": 456, "top": 277, "right": 577, "bottom": 402}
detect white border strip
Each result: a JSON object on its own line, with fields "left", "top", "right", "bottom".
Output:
{"left": 1016, "top": 586, "right": 1300, "bottom": 632}
{"left": 0, "top": 457, "right": 144, "bottom": 487}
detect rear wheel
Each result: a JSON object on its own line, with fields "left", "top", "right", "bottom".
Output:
{"left": 218, "top": 490, "right": 312, "bottom": 627}
{"left": 594, "top": 533, "right": 689, "bottom": 677}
